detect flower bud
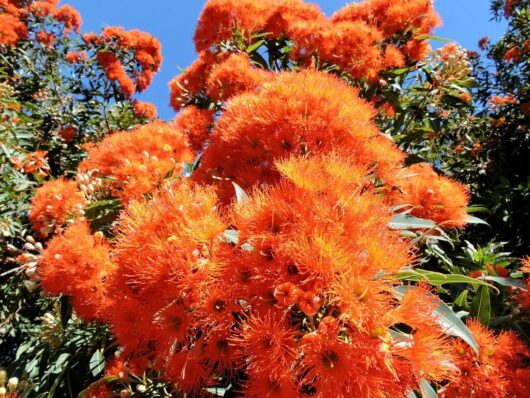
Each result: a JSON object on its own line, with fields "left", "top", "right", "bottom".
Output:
{"left": 6, "top": 244, "right": 18, "bottom": 253}
{"left": 8, "top": 377, "right": 18, "bottom": 392}
{"left": 0, "top": 369, "right": 6, "bottom": 385}
{"left": 23, "top": 243, "right": 36, "bottom": 251}
{"left": 136, "top": 384, "right": 147, "bottom": 393}
{"left": 0, "top": 387, "right": 6, "bottom": 397}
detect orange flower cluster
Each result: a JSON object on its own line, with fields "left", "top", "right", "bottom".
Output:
{"left": 132, "top": 100, "right": 157, "bottom": 119}
{"left": 1, "top": 0, "right": 82, "bottom": 47}
{"left": 78, "top": 121, "right": 193, "bottom": 202}
{"left": 195, "top": 70, "right": 400, "bottom": 202}
{"left": 489, "top": 94, "right": 517, "bottom": 109}
{"left": 193, "top": 69, "right": 469, "bottom": 230}
{"left": 99, "top": 26, "right": 162, "bottom": 92}
{"left": 206, "top": 53, "right": 273, "bottom": 101}
{"left": 38, "top": 221, "right": 114, "bottom": 321}
{"left": 514, "top": 257, "right": 530, "bottom": 309}
{"left": 387, "top": 163, "right": 470, "bottom": 228}
{"left": 504, "top": 46, "right": 521, "bottom": 63}
{"left": 479, "top": 36, "right": 490, "bottom": 50}
{"left": 29, "top": 177, "right": 85, "bottom": 237}
{"left": 171, "top": 0, "right": 440, "bottom": 110}
{"left": 96, "top": 51, "right": 135, "bottom": 98}
{"left": 39, "top": 165, "right": 463, "bottom": 397}
{"left": 29, "top": 0, "right": 81, "bottom": 34}
{"left": 440, "top": 320, "right": 530, "bottom": 398}
{"left": 65, "top": 50, "right": 86, "bottom": 64}
{"left": 35, "top": 30, "right": 54, "bottom": 47}
{"left": 0, "top": 0, "right": 28, "bottom": 47}
{"left": 92, "top": 27, "right": 161, "bottom": 97}
{"left": 30, "top": 1, "right": 530, "bottom": 396}
{"left": 173, "top": 105, "right": 215, "bottom": 153}
{"left": 504, "top": 0, "right": 516, "bottom": 19}
{"left": 37, "top": 68, "right": 530, "bottom": 398}
{"left": 10, "top": 150, "right": 49, "bottom": 176}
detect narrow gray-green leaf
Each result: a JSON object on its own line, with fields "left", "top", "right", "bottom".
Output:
{"left": 466, "top": 215, "right": 490, "bottom": 226}
{"left": 419, "top": 379, "right": 437, "bottom": 398}
{"left": 394, "top": 286, "right": 479, "bottom": 354}
{"left": 232, "top": 182, "right": 250, "bottom": 205}
{"left": 89, "top": 349, "right": 105, "bottom": 377}
{"left": 389, "top": 214, "right": 436, "bottom": 230}
{"left": 483, "top": 276, "right": 527, "bottom": 289}
{"left": 223, "top": 229, "right": 239, "bottom": 245}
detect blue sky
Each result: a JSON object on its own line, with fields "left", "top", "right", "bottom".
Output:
{"left": 66, "top": 0, "right": 506, "bottom": 119}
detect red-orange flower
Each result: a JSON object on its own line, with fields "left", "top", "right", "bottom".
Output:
{"left": 440, "top": 320, "right": 530, "bottom": 398}
{"left": 38, "top": 221, "right": 114, "bottom": 321}
{"left": 97, "top": 51, "right": 135, "bottom": 98}
{"left": 388, "top": 163, "right": 470, "bottom": 228}
{"left": 132, "top": 100, "right": 157, "bottom": 119}
{"left": 206, "top": 52, "right": 273, "bottom": 101}
{"left": 54, "top": 4, "right": 82, "bottom": 34}
{"left": 65, "top": 51, "right": 86, "bottom": 64}
{"left": 59, "top": 125, "right": 77, "bottom": 142}
{"left": 29, "top": 178, "right": 85, "bottom": 237}
{"left": 0, "top": 12, "right": 27, "bottom": 47}
{"left": 78, "top": 121, "right": 193, "bottom": 202}
{"left": 195, "top": 70, "right": 403, "bottom": 203}
{"left": 173, "top": 105, "right": 214, "bottom": 153}
{"left": 194, "top": 0, "right": 275, "bottom": 53}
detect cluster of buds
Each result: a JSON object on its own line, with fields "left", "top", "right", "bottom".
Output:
{"left": 38, "top": 304, "right": 64, "bottom": 348}
{"left": 0, "top": 370, "right": 19, "bottom": 397}
{"left": 432, "top": 43, "right": 472, "bottom": 83}
{"left": 0, "top": 83, "right": 15, "bottom": 103}
{"left": 5, "top": 236, "right": 40, "bottom": 291}
{"left": 76, "top": 170, "right": 110, "bottom": 205}
{"left": 36, "top": 203, "right": 85, "bottom": 237}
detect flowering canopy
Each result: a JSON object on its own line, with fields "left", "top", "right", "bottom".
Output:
{"left": 21, "top": 0, "right": 530, "bottom": 397}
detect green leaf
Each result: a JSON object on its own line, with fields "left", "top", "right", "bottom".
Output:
{"left": 232, "top": 182, "right": 249, "bottom": 205}
{"left": 419, "top": 379, "right": 437, "bottom": 398}
{"left": 60, "top": 295, "right": 72, "bottom": 329}
{"left": 470, "top": 285, "right": 491, "bottom": 325}
{"left": 395, "top": 269, "right": 494, "bottom": 288}
{"left": 466, "top": 205, "right": 490, "bottom": 214}
{"left": 85, "top": 199, "right": 121, "bottom": 220}
{"left": 417, "top": 34, "right": 451, "bottom": 42}
{"left": 389, "top": 214, "right": 436, "bottom": 230}
{"left": 454, "top": 289, "right": 469, "bottom": 308}
{"left": 458, "top": 78, "right": 479, "bottom": 88}
{"left": 89, "top": 349, "right": 105, "bottom": 377}
{"left": 394, "top": 286, "right": 479, "bottom": 355}
{"left": 247, "top": 40, "right": 265, "bottom": 53}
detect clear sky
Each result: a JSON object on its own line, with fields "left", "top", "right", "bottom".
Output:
{"left": 66, "top": 0, "right": 507, "bottom": 120}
